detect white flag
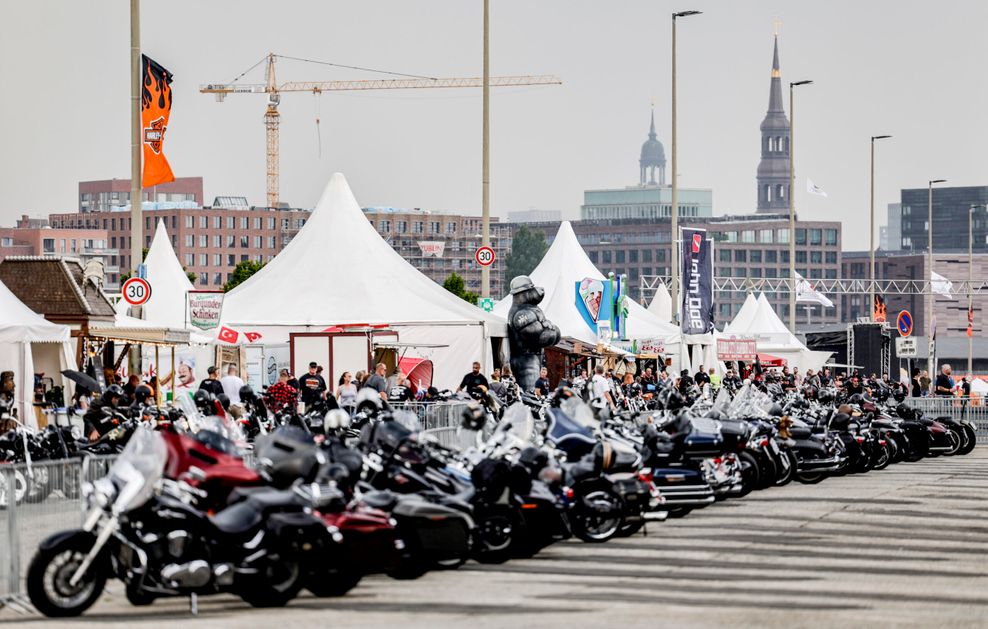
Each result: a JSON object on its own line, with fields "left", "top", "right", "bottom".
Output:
{"left": 931, "top": 271, "right": 954, "bottom": 300}
{"left": 794, "top": 271, "right": 834, "bottom": 307}
{"left": 807, "top": 178, "right": 828, "bottom": 197}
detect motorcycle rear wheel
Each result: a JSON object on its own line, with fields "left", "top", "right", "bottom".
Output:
{"left": 737, "top": 452, "right": 760, "bottom": 497}
{"left": 872, "top": 442, "right": 892, "bottom": 470}
{"left": 796, "top": 471, "right": 827, "bottom": 485}
{"left": 958, "top": 425, "right": 977, "bottom": 455}
{"left": 616, "top": 518, "right": 645, "bottom": 537}
{"left": 942, "top": 428, "right": 963, "bottom": 456}
{"left": 239, "top": 560, "right": 303, "bottom": 608}
{"left": 571, "top": 486, "right": 623, "bottom": 543}
{"left": 27, "top": 532, "right": 106, "bottom": 617}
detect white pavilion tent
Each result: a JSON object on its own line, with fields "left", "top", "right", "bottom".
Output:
{"left": 493, "top": 221, "right": 685, "bottom": 369}
{"left": 0, "top": 279, "right": 75, "bottom": 425}
{"left": 219, "top": 173, "right": 505, "bottom": 388}
{"left": 646, "top": 283, "right": 673, "bottom": 322}
{"left": 724, "top": 292, "right": 832, "bottom": 373}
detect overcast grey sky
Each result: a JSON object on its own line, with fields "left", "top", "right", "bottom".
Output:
{"left": 1, "top": 0, "right": 985, "bottom": 250}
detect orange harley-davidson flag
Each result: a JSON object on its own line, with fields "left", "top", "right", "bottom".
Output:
{"left": 141, "top": 55, "right": 175, "bottom": 188}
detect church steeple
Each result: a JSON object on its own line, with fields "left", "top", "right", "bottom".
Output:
{"left": 756, "top": 35, "right": 791, "bottom": 212}
{"left": 640, "top": 106, "right": 666, "bottom": 186}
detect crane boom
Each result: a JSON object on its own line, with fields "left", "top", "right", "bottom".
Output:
{"left": 200, "top": 75, "right": 561, "bottom": 94}
{"left": 200, "top": 52, "right": 560, "bottom": 207}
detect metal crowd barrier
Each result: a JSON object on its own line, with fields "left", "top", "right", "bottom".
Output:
{"left": 389, "top": 401, "right": 473, "bottom": 432}
{"left": 905, "top": 397, "right": 988, "bottom": 439}
{"left": 1, "top": 455, "right": 118, "bottom": 609}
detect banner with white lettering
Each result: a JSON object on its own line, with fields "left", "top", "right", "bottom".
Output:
{"left": 680, "top": 228, "right": 714, "bottom": 336}
{"left": 187, "top": 291, "right": 224, "bottom": 331}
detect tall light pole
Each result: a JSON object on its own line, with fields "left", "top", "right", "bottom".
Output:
{"left": 927, "top": 178, "right": 947, "bottom": 379}
{"left": 670, "top": 9, "right": 701, "bottom": 325}
{"left": 788, "top": 79, "right": 812, "bottom": 332}
{"left": 480, "top": 0, "right": 491, "bottom": 298}
{"left": 969, "top": 204, "right": 985, "bottom": 375}
{"left": 869, "top": 135, "right": 891, "bottom": 320}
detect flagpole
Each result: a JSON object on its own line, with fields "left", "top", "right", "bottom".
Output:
{"left": 969, "top": 204, "right": 974, "bottom": 376}
{"left": 129, "top": 0, "right": 142, "bottom": 377}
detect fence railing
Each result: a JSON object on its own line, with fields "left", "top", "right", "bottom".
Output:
{"left": 904, "top": 397, "right": 988, "bottom": 438}
{"left": 1, "top": 456, "right": 118, "bottom": 609}
{"left": 389, "top": 401, "right": 472, "bottom": 432}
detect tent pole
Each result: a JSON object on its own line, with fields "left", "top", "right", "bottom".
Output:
{"left": 154, "top": 345, "right": 160, "bottom": 407}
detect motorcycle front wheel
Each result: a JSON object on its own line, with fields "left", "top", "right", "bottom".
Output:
{"left": 774, "top": 449, "right": 798, "bottom": 487}
{"left": 796, "top": 470, "right": 828, "bottom": 485}
{"left": 958, "top": 424, "right": 977, "bottom": 455}
{"left": 571, "top": 485, "right": 623, "bottom": 543}
{"left": 27, "top": 531, "right": 107, "bottom": 617}
{"left": 239, "top": 559, "right": 303, "bottom": 608}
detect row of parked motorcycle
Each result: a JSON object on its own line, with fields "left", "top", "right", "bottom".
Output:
{"left": 13, "top": 378, "right": 978, "bottom": 617}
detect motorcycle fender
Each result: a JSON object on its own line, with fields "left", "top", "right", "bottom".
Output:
{"left": 38, "top": 529, "right": 97, "bottom": 553}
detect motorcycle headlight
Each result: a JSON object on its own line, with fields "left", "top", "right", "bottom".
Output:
{"left": 91, "top": 477, "right": 117, "bottom": 509}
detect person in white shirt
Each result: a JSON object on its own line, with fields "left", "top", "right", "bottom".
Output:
{"left": 590, "top": 365, "right": 615, "bottom": 410}
{"left": 220, "top": 364, "right": 246, "bottom": 405}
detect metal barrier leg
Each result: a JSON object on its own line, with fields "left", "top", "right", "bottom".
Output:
{"left": 2, "top": 465, "right": 22, "bottom": 608}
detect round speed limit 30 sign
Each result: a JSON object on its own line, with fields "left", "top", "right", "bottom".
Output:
{"left": 121, "top": 277, "right": 152, "bottom": 306}
{"left": 475, "top": 246, "right": 495, "bottom": 267}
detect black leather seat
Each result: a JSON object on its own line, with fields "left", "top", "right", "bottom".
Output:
{"left": 362, "top": 490, "right": 399, "bottom": 511}
{"left": 210, "top": 502, "right": 263, "bottom": 537}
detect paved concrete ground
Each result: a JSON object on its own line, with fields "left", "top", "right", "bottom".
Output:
{"left": 2, "top": 449, "right": 987, "bottom": 628}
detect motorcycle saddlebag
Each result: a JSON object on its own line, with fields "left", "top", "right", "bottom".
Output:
{"left": 266, "top": 511, "right": 333, "bottom": 555}
{"left": 612, "top": 477, "right": 650, "bottom": 512}
{"left": 391, "top": 499, "right": 471, "bottom": 562}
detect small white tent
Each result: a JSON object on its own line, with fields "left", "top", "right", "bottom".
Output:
{"left": 0, "top": 279, "right": 74, "bottom": 425}
{"left": 646, "top": 283, "right": 673, "bottom": 323}
{"left": 493, "top": 221, "right": 683, "bottom": 366}
{"left": 140, "top": 219, "right": 196, "bottom": 328}
{"left": 219, "top": 173, "right": 505, "bottom": 388}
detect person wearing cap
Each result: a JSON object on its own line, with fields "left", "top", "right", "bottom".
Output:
{"left": 198, "top": 366, "right": 225, "bottom": 397}
{"left": 297, "top": 361, "right": 327, "bottom": 411}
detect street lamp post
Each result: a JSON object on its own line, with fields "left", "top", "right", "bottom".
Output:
{"left": 869, "top": 135, "right": 891, "bottom": 320}
{"left": 480, "top": 0, "right": 491, "bottom": 299}
{"left": 927, "top": 178, "right": 947, "bottom": 380}
{"left": 969, "top": 204, "right": 986, "bottom": 375}
{"left": 670, "top": 9, "right": 701, "bottom": 325}
{"left": 788, "top": 79, "right": 812, "bottom": 332}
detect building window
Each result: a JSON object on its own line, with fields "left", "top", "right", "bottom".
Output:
{"left": 413, "top": 221, "right": 424, "bottom": 234}
{"left": 185, "top": 216, "right": 194, "bottom": 228}
{"left": 781, "top": 251, "right": 790, "bottom": 263}
{"left": 199, "top": 272, "right": 208, "bottom": 285}
{"left": 724, "top": 231, "right": 738, "bottom": 243}
{"left": 750, "top": 250, "right": 762, "bottom": 263}
{"left": 227, "top": 255, "right": 235, "bottom": 267}
{"left": 777, "top": 229, "right": 789, "bottom": 243}
{"left": 602, "top": 251, "right": 612, "bottom": 264}
{"left": 589, "top": 251, "right": 598, "bottom": 263}
{"left": 809, "top": 229, "right": 822, "bottom": 245}
{"left": 825, "top": 229, "right": 838, "bottom": 245}
{"left": 825, "top": 251, "right": 837, "bottom": 264}
{"left": 268, "top": 217, "right": 276, "bottom": 229}
{"left": 200, "top": 216, "right": 208, "bottom": 228}
{"left": 254, "top": 236, "right": 262, "bottom": 248}
{"left": 295, "top": 219, "right": 305, "bottom": 229}
{"left": 397, "top": 221, "right": 408, "bottom": 233}
{"left": 213, "top": 235, "right": 222, "bottom": 248}
{"left": 214, "top": 273, "right": 223, "bottom": 286}
{"left": 238, "top": 217, "right": 246, "bottom": 229}
{"left": 430, "top": 221, "right": 440, "bottom": 234}
{"left": 719, "top": 249, "right": 731, "bottom": 263}
{"left": 171, "top": 216, "right": 177, "bottom": 229}
{"left": 734, "top": 250, "right": 746, "bottom": 262}
{"left": 145, "top": 217, "right": 151, "bottom": 230}
{"left": 226, "top": 236, "right": 235, "bottom": 247}
{"left": 268, "top": 236, "right": 276, "bottom": 248}
{"left": 110, "top": 236, "right": 117, "bottom": 248}
{"left": 759, "top": 229, "right": 773, "bottom": 243}
{"left": 643, "top": 249, "right": 652, "bottom": 263}
{"left": 200, "top": 235, "right": 208, "bottom": 247}
{"left": 227, "top": 217, "right": 235, "bottom": 229}
{"left": 43, "top": 238, "right": 55, "bottom": 253}
{"left": 446, "top": 222, "right": 456, "bottom": 234}
{"left": 629, "top": 250, "right": 638, "bottom": 263}
{"left": 240, "top": 236, "right": 249, "bottom": 248}
{"left": 379, "top": 220, "right": 391, "bottom": 233}
{"left": 810, "top": 251, "right": 822, "bottom": 264}
{"left": 765, "top": 268, "right": 778, "bottom": 278}
{"left": 199, "top": 254, "right": 207, "bottom": 266}
{"left": 184, "top": 253, "right": 194, "bottom": 266}
{"left": 796, "top": 251, "right": 807, "bottom": 263}
{"left": 616, "top": 250, "right": 625, "bottom": 264}
{"left": 213, "top": 254, "right": 221, "bottom": 266}
{"left": 765, "top": 250, "right": 778, "bottom": 263}
{"left": 795, "top": 229, "right": 807, "bottom": 245}
{"left": 185, "top": 234, "right": 194, "bottom": 247}
{"left": 253, "top": 217, "right": 261, "bottom": 229}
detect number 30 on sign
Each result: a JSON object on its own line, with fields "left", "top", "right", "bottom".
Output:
{"left": 122, "top": 277, "right": 152, "bottom": 306}
{"left": 475, "top": 246, "right": 495, "bottom": 267}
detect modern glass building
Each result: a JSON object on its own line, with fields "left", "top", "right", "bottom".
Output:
{"left": 899, "top": 186, "right": 988, "bottom": 252}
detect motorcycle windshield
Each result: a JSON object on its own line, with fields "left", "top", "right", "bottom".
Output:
{"left": 560, "top": 397, "right": 599, "bottom": 430}
{"left": 107, "top": 427, "right": 166, "bottom": 513}
{"left": 495, "top": 402, "right": 536, "bottom": 448}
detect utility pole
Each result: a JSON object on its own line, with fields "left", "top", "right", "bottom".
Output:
{"left": 480, "top": 0, "right": 491, "bottom": 298}
{"left": 670, "top": 10, "right": 700, "bottom": 324}
{"left": 927, "top": 179, "right": 946, "bottom": 380}
{"left": 129, "top": 0, "right": 142, "bottom": 376}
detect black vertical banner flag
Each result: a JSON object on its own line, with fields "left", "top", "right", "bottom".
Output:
{"left": 680, "top": 228, "right": 714, "bottom": 335}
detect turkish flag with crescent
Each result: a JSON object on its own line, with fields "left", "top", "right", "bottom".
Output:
{"left": 217, "top": 326, "right": 239, "bottom": 344}
{"left": 244, "top": 332, "right": 263, "bottom": 343}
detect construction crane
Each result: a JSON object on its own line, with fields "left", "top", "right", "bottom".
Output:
{"left": 201, "top": 53, "right": 561, "bottom": 208}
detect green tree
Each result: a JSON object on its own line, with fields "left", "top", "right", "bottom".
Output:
{"left": 186, "top": 270, "right": 198, "bottom": 284}
{"left": 442, "top": 272, "right": 478, "bottom": 304}
{"left": 503, "top": 225, "right": 548, "bottom": 291}
{"left": 224, "top": 260, "right": 265, "bottom": 292}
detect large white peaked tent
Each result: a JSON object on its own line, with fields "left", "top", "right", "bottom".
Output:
{"left": 220, "top": 173, "right": 505, "bottom": 387}
{"left": 0, "top": 279, "right": 74, "bottom": 425}
{"left": 725, "top": 292, "right": 831, "bottom": 373}
{"left": 493, "top": 221, "right": 682, "bottom": 365}
{"left": 646, "top": 283, "right": 672, "bottom": 322}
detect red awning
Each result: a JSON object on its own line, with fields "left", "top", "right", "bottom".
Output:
{"left": 399, "top": 358, "right": 434, "bottom": 394}
{"left": 757, "top": 353, "right": 787, "bottom": 368}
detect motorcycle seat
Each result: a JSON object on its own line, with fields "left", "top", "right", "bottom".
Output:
{"left": 564, "top": 460, "right": 598, "bottom": 483}
{"left": 788, "top": 424, "right": 812, "bottom": 440}
{"left": 210, "top": 501, "right": 263, "bottom": 537}
{"left": 361, "top": 489, "right": 399, "bottom": 511}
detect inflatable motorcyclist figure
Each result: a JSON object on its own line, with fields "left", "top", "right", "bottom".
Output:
{"left": 507, "top": 275, "right": 561, "bottom": 393}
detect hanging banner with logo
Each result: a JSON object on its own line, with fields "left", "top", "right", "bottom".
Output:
{"left": 873, "top": 294, "right": 887, "bottom": 323}
{"left": 141, "top": 54, "right": 175, "bottom": 188}
{"left": 417, "top": 241, "right": 445, "bottom": 258}
{"left": 187, "top": 291, "right": 224, "bottom": 330}
{"left": 717, "top": 336, "right": 757, "bottom": 361}
{"left": 680, "top": 228, "right": 714, "bottom": 335}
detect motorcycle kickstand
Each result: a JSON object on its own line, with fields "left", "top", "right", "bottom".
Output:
{"left": 189, "top": 593, "right": 199, "bottom": 616}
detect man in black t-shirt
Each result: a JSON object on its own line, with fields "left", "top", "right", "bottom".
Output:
{"left": 388, "top": 375, "right": 415, "bottom": 402}
{"left": 297, "top": 362, "right": 327, "bottom": 411}
{"left": 198, "top": 366, "right": 225, "bottom": 397}
{"left": 533, "top": 367, "right": 551, "bottom": 397}
{"left": 934, "top": 364, "right": 954, "bottom": 397}
{"left": 844, "top": 374, "right": 864, "bottom": 397}
{"left": 458, "top": 362, "right": 490, "bottom": 399}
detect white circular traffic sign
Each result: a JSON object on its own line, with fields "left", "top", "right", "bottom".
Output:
{"left": 475, "top": 246, "right": 495, "bottom": 267}
{"left": 121, "top": 277, "right": 152, "bottom": 306}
